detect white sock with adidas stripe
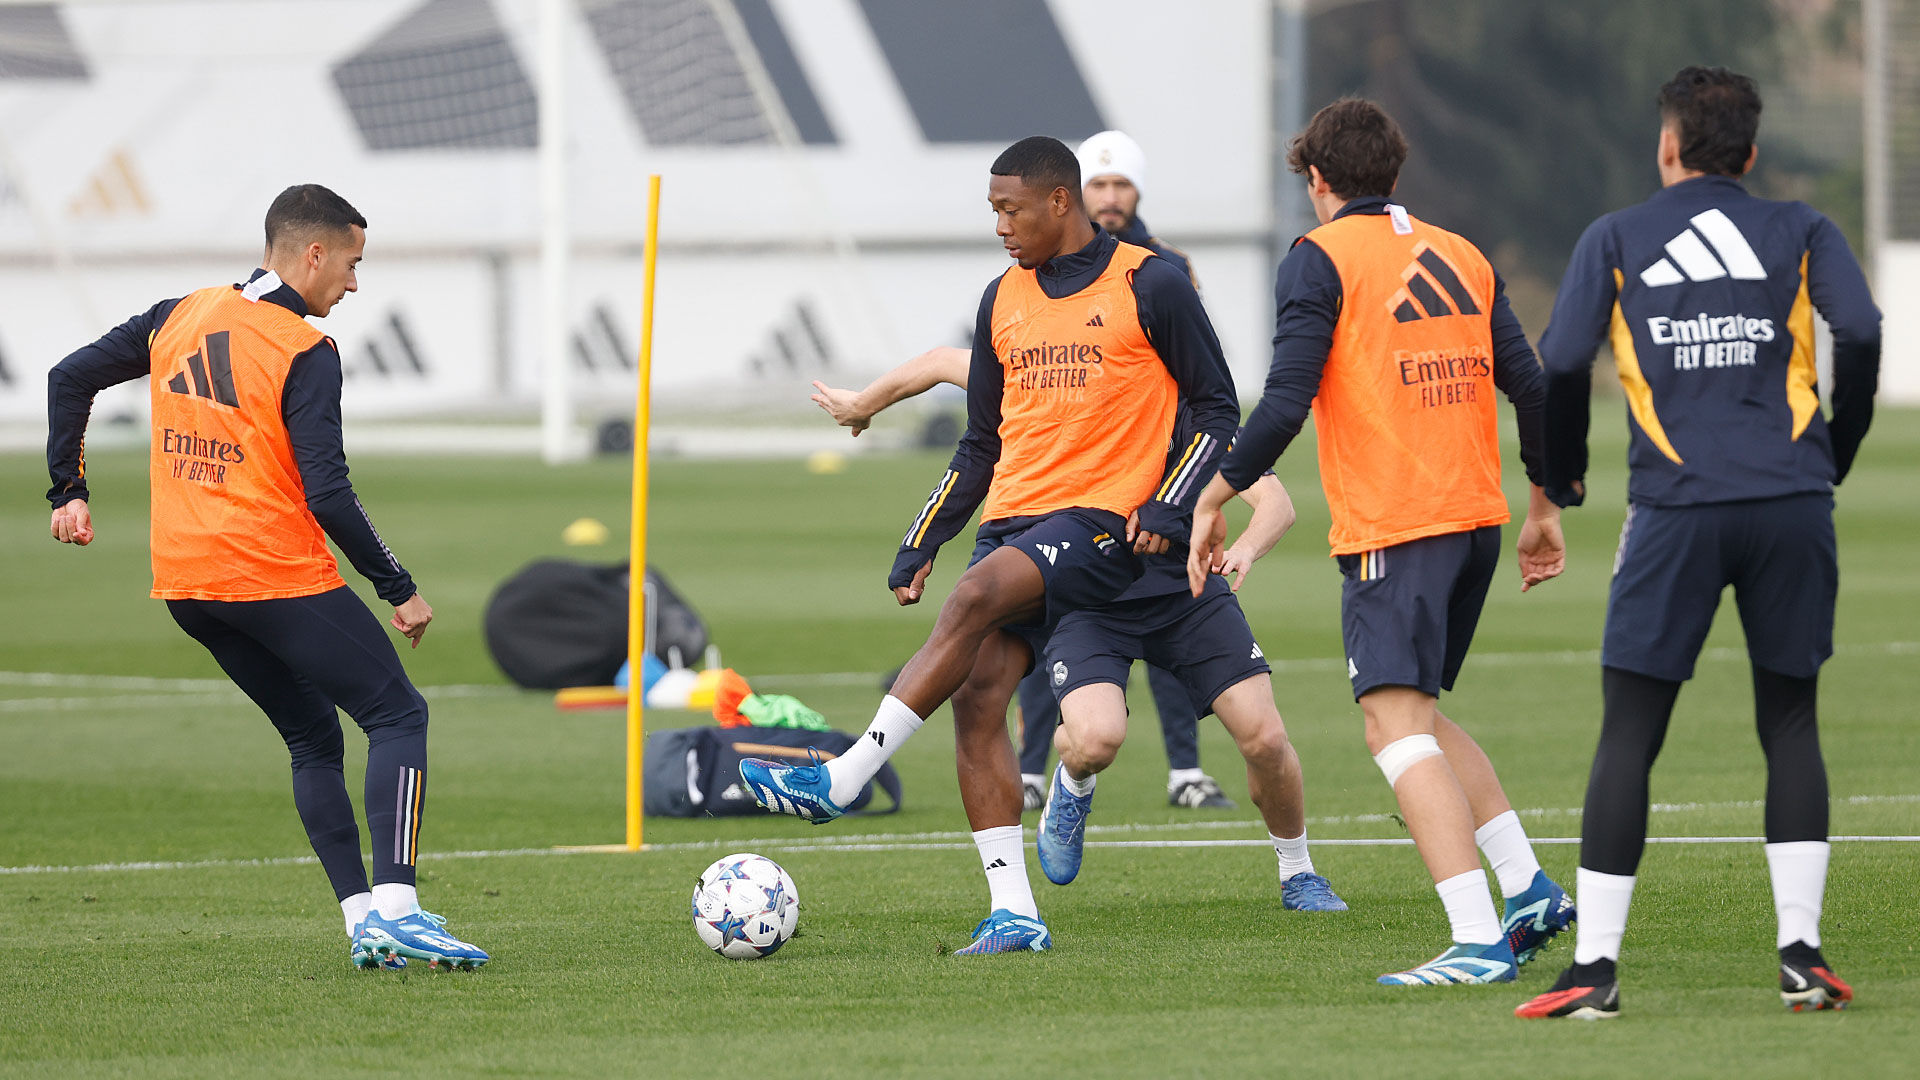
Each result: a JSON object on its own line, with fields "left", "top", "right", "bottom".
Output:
{"left": 973, "top": 825, "right": 1038, "bottom": 919}
{"left": 827, "top": 695, "right": 923, "bottom": 807}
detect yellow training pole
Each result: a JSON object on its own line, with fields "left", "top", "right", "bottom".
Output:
{"left": 626, "top": 174, "right": 662, "bottom": 851}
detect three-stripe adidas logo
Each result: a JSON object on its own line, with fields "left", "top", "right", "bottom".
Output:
{"left": 1085, "top": 313, "right": 1104, "bottom": 327}
{"left": 165, "top": 331, "right": 239, "bottom": 407}
{"left": 1640, "top": 209, "right": 1767, "bottom": 286}
{"left": 985, "top": 858, "right": 1008, "bottom": 869}
{"left": 1035, "top": 543, "right": 1059, "bottom": 565}
{"left": 1387, "top": 243, "right": 1480, "bottom": 323}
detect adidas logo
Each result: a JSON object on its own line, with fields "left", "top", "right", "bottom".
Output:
{"left": 986, "top": 858, "right": 1008, "bottom": 869}
{"left": 1387, "top": 243, "right": 1480, "bottom": 323}
{"left": 1250, "top": 643, "right": 1264, "bottom": 660}
{"left": 869, "top": 731, "right": 885, "bottom": 746}
{"left": 164, "top": 332, "right": 239, "bottom": 407}
{"left": 1347, "top": 658, "right": 1359, "bottom": 679}
{"left": 1640, "top": 209, "right": 1767, "bottom": 286}
{"left": 1085, "top": 313, "right": 1104, "bottom": 327}
{"left": 1035, "top": 543, "right": 1058, "bottom": 565}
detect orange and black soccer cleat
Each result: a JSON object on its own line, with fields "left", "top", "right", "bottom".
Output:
{"left": 1781, "top": 943, "right": 1852, "bottom": 1011}
{"left": 1515, "top": 960, "right": 1620, "bottom": 1020}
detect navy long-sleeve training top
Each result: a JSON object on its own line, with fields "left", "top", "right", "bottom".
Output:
{"left": 46, "top": 269, "right": 416, "bottom": 604}
{"left": 1537, "top": 174, "right": 1880, "bottom": 507}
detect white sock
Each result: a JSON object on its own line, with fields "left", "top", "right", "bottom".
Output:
{"left": 1473, "top": 810, "right": 1544, "bottom": 898}
{"left": 341, "top": 891, "right": 373, "bottom": 936}
{"left": 973, "top": 825, "right": 1038, "bottom": 919}
{"left": 1572, "top": 867, "right": 1637, "bottom": 964}
{"left": 371, "top": 882, "right": 419, "bottom": 920}
{"left": 1021, "top": 772, "right": 1046, "bottom": 789}
{"left": 1060, "top": 768, "right": 1096, "bottom": 797}
{"left": 1168, "top": 767, "right": 1206, "bottom": 791}
{"left": 1271, "top": 832, "right": 1314, "bottom": 879}
{"left": 1434, "top": 868, "right": 1502, "bottom": 946}
{"left": 1766, "top": 840, "right": 1830, "bottom": 949}
{"left": 827, "top": 695, "right": 923, "bottom": 806}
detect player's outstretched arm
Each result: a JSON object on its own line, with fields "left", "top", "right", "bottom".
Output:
{"left": 812, "top": 346, "right": 969, "bottom": 437}
{"left": 1515, "top": 485, "right": 1565, "bottom": 592}
{"left": 1536, "top": 220, "right": 1619, "bottom": 507}
{"left": 889, "top": 292, "right": 1003, "bottom": 604}
{"left": 45, "top": 299, "right": 181, "bottom": 524}
{"left": 1211, "top": 474, "right": 1296, "bottom": 591}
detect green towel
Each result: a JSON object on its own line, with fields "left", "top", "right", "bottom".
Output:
{"left": 740, "top": 693, "right": 830, "bottom": 732}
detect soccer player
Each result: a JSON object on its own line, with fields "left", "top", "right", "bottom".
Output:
{"left": 44, "top": 184, "right": 488, "bottom": 972}
{"left": 1036, "top": 455, "right": 1347, "bottom": 911}
{"left": 810, "top": 129, "right": 1235, "bottom": 813}
{"left": 741, "top": 136, "right": 1240, "bottom": 953}
{"left": 1190, "top": 99, "right": 1573, "bottom": 986}
{"left": 1515, "top": 67, "right": 1880, "bottom": 1021}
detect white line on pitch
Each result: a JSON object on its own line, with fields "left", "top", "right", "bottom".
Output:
{"left": 8, "top": 641, "right": 1912, "bottom": 704}
{"left": 9, "top": 834, "right": 1920, "bottom": 875}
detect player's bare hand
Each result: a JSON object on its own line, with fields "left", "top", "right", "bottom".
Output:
{"left": 1215, "top": 543, "right": 1256, "bottom": 592}
{"left": 391, "top": 593, "right": 433, "bottom": 648}
{"left": 810, "top": 380, "right": 870, "bottom": 436}
{"left": 1516, "top": 513, "right": 1566, "bottom": 592}
{"left": 50, "top": 499, "right": 94, "bottom": 546}
{"left": 1125, "top": 510, "right": 1171, "bottom": 556}
{"left": 894, "top": 560, "right": 933, "bottom": 606}
{"left": 1188, "top": 500, "right": 1228, "bottom": 596}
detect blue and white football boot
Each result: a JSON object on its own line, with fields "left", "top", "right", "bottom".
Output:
{"left": 350, "top": 924, "right": 406, "bottom": 970}
{"left": 952, "top": 909, "right": 1052, "bottom": 956}
{"left": 738, "top": 751, "right": 846, "bottom": 825}
{"left": 1501, "top": 870, "right": 1576, "bottom": 964}
{"left": 1036, "top": 763, "right": 1093, "bottom": 885}
{"left": 1280, "top": 872, "right": 1350, "bottom": 912}
{"left": 1378, "top": 939, "right": 1519, "bottom": 985}
{"left": 356, "top": 909, "right": 490, "bottom": 970}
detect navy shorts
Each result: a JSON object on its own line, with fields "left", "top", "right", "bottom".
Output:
{"left": 1044, "top": 578, "right": 1270, "bottom": 717}
{"left": 1339, "top": 525, "right": 1500, "bottom": 700}
{"left": 969, "top": 508, "right": 1142, "bottom": 659}
{"left": 1604, "top": 493, "right": 1836, "bottom": 682}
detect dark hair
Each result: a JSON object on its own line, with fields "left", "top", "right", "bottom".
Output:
{"left": 264, "top": 184, "right": 367, "bottom": 250}
{"left": 1657, "top": 66, "right": 1761, "bottom": 177}
{"left": 1286, "top": 98, "right": 1407, "bottom": 199}
{"left": 990, "top": 136, "right": 1082, "bottom": 202}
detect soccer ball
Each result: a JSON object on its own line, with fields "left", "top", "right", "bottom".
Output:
{"left": 691, "top": 853, "right": 799, "bottom": 959}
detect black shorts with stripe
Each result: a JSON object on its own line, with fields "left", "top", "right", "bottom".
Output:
{"left": 1338, "top": 525, "right": 1500, "bottom": 700}
{"left": 968, "top": 508, "right": 1143, "bottom": 657}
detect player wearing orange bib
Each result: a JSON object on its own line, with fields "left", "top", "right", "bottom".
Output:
{"left": 44, "top": 185, "right": 487, "bottom": 971}
{"left": 741, "top": 137, "right": 1240, "bottom": 953}
{"left": 1191, "top": 100, "right": 1571, "bottom": 985}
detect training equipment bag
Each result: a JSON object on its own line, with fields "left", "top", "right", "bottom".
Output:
{"left": 643, "top": 726, "right": 902, "bottom": 818}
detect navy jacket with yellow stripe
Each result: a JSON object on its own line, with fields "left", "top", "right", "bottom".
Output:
{"left": 1538, "top": 174, "right": 1880, "bottom": 507}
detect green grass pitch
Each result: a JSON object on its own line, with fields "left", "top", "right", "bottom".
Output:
{"left": 3, "top": 400, "right": 1917, "bottom": 1077}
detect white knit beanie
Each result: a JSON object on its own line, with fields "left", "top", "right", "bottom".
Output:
{"left": 1075, "top": 130, "right": 1147, "bottom": 198}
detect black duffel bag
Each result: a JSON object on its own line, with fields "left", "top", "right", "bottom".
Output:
{"left": 644, "top": 726, "right": 902, "bottom": 818}
{"left": 483, "top": 560, "right": 708, "bottom": 689}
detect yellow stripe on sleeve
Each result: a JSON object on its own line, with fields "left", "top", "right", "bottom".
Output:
{"left": 1785, "top": 252, "right": 1820, "bottom": 441}
{"left": 1609, "top": 269, "right": 1684, "bottom": 465}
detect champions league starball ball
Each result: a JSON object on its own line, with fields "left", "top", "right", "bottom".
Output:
{"left": 691, "top": 853, "right": 799, "bottom": 959}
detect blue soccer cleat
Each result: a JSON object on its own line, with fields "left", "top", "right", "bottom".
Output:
{"left": 1501, "top": 870, "right": 1576, "bottom": 964}
{"left": 738, "top": 751, "right": 846, "bottom": 825}
{"left": 952, "top": 909, "right": 1052, "bottom": 955}
{"left": 1036, "top": 763, "right": 1093, "bottom": 885}
{"left": 1378, "top": 939, "right": 1519, "bottom": 985}
{"left": 350, "top": 924, "right": 406, "bottom": 970}
{"left": 1281, "top": 871, "right": 1350, "bottom": 911}
{"left": 355, "top": 909, "right": 490, "bottom": 970}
